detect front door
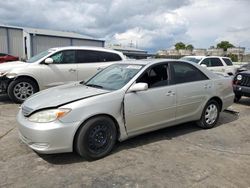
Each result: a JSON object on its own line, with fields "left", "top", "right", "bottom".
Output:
{"left": 200, "top": 57, "right": 224, "bottom": 73}
{"left": 40, "top": 50, "right": 77, "bottom": 89}
{"left": 124, "top": 63, "right": 176, "bottom": 136}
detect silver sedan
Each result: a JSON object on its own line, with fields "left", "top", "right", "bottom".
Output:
{"left": 17, "top": 59, "right": 234, "bottom": 160}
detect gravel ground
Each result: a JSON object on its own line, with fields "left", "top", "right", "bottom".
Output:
{"left": 0, "top": 94, "right": 250, "bottom": 188}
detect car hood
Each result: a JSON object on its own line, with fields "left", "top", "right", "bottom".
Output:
{"left": 0, "top": 61, "right": 29, "bottom": 71}
{"left": 22, "top": 82, "right": 110, "bottom": 115}
{"left": 239, "top": 70, "right": 250, "bottom": 74}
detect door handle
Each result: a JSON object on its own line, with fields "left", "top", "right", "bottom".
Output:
{"left": 68, "top": 68, "right": 76, "bottom": 72}
{"left": 166, "top": 91, "right": 175, "bottom": 96}
{"left": 204, "top": 84, "right": 212, "bottom": 89}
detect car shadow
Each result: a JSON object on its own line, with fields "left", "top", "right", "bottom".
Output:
{"left": 237, "top": 97, "right": 250, "bottom": 106}
{"left": 40, "top": 111, "right": 238, "bottom": 165}
{"left": 0, "top": 94, "right": 12, "bottom": 104}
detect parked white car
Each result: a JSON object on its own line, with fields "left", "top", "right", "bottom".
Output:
{"left": 17, "top": 59, "right": 234, "bottom": 160}
{"left": 181, "top": 56, "right": 236, "bottom": 76}
{"left": 0, "top": 46, "right": 126, "bottom": 103}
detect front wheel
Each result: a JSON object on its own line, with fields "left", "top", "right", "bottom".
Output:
{"left": 75, "top": 116, "right": 117, "bottom": 160}
{"left": 197, "top": 100, "right": 220, "bottom": 129}
{"left": 7, "top": 78, "right": 38, "bottom": 103}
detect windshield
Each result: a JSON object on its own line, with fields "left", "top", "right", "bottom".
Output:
{"left": 181, "top": 57, "right": 201, "bottom": 63}
{"left": 85, "top": 64, "right": 144, "bottom": 90}
{"left": 26, "top": 50, "right": 52, "bottom": 63}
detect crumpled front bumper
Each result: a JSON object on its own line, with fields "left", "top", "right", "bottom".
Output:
{"left": 0, "top": 76, "right": 12, "bottom": 94}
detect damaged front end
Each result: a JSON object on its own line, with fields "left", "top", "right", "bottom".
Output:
{"left": 0, "top": 76, "right": 14, "bottom": 94}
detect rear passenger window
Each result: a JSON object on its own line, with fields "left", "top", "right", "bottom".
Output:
{"left": 223, "top": 58, "right": 233, "bottom": 66}
{"left": 76, "top": 50, "right": 122, "bottom": 63}
{"left": 98, "top": 52, "right": 122, "bottom": 62}
{"left": 171, "top": 63, "right": 208, "bottom": 84}
{"left": 76, "top": 50, "right": 99, "bottom": 63}
{"left": 211, "top": 58, "right": 223, "bottom": 66}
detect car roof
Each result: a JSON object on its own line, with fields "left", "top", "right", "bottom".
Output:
{"left": 115, "top": 59, "right": 219, "bottom": 79}
{"left": 116, "top": 58, "right": 197, "bottom": 66}
{"left": 183, "top": 55, "right": 230, "bottom": 59}
{"left": 49, "top": 46, "right": 124, "bottom": 55}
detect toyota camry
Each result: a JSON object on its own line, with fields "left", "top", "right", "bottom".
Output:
{"left": 17, "top": 59, "right": 234, "bottom": 160}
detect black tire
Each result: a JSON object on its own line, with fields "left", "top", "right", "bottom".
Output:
{"left": 234, "top": 95, "right": 241, "bottom": 103}
{"left": 197, "top": 100, "right": 220, "bottom": 129}
{"left": 75, "top": 116, "right": 117, "bottom": 160}
{"left": 7, "top": 78, "right": 38, "bottom": 103}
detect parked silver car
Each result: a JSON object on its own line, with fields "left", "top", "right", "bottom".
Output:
{"left": 17, "top": 59, "right": 234, "bottom": 160}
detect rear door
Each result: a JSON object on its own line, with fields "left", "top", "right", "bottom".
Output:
{"left": 170, "top": 62, "right": 212, "bottom": 121}
{"left": 76, "top": 50, "right": 123, "bottom": 81}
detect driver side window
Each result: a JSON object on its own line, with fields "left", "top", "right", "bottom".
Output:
{"left": 50, "top": 50, "right": 75, "bottom": 64}
{"left": 137, "top": 63, "right": 169, "bottom": 88}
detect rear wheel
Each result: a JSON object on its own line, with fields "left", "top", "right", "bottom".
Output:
{"left": 75, "top": 116, "right": 117, "bottom": 160}
{"left": 197, "top": 100, "right": 220, "bottom": 129}
{"left": 7, "top": 78, "right": 38, "bottom": 103}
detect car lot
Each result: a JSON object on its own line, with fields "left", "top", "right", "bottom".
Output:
{"left": 0, "top": 94, "right": 250, "bottom": 187}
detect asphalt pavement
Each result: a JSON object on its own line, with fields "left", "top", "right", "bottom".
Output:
{"left": 0, "top": 94, "right": 250, "bottom": 188}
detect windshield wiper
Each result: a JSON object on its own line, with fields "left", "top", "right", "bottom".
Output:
{"left": 85, "top": 83, "right": 103, "bottom": 89}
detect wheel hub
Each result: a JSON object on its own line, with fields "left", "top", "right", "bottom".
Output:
{"left": 20, "top": 88, "right": 28, "bottom": 95}
{"left": 88, "top": 124, "right": 110, "bottom": 153}
{"left": 13, "top": 82, "right": 34, "bottom": 100}
{"left": 205, "top": 104, "right": 218, "bottom": 125}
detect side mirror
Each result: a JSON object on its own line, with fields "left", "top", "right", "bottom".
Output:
{"left": 44, "top": 58, "right": 53, "bottom": 64}
{"left": 201, "top": 64, "right": 207, "bottom": 68}
{"left": 128, "top": 83, "right": 148, "bottom": 92}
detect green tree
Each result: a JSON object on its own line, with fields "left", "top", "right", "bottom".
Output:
{"left": 175, "top": 42, "right": 186, "bottom": 50}
{"left": 228, "top": 53, "right": 238, "bottom": 62}
{"left": 186, "top": 44, "right": 194, "bottom": 51}
{"left": 216, "top": 41, "right": 235, "bottom": 51}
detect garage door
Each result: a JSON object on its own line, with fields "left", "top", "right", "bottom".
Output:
{"left": 0, "top": 28, "right": 8, "bottom": 54}
{"left": 31, "top": 35, "right": 71, "bottom": 55}
{"left": 8, "top": 29, "right": 23, "bottom": 58}
{"left": 72, "top": 39, "right": 104, "bottom": 47}
{"left": 0, "top": 28, "right": 23, "bottom": 58}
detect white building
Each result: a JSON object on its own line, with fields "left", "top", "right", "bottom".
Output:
{"left": 0, "top": 25, "right": 105, "bottom": 59}
{"left": 227, "top": 47, "right": 245, "bottom": 55}
{"left": 207, "top": 48, "right": 224, "bottom": 56}
{"left": 192, "top": 48, "right": 207, "bottom": 56}
{"left": 179, "top": 49, "right": 192, "bottom": 56}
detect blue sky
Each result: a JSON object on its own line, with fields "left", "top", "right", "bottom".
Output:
{"left": 0, "top": 0, "right": 249, "bottom": 52}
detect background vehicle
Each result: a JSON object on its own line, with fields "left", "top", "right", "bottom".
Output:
{"left": 0, "top": 46, "right": 126, "bottom": 103}
{"left": 235, "top": 62, "right": 250, "bottom": 74}
{"left": 0, "top": 53, "right": 19, "bottom": 63}
{"left": 181, "top": 56, "right": 236, "bottom": 76}
{"left": 17, "top": 59, "right": 234, "bottom": 160}
{"left": 233, "top": 64, "right": 250, "bottom": 102}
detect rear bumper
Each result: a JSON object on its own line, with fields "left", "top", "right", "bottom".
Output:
{"left": 233, "top": 85, "right": 250, "bottom": 97}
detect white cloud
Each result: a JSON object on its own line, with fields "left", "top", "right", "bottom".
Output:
{"left": 177, "top": 0, "right": 250, "bottom": 50}
{"left": 0, "top": 0, "right": 249, "bottom": 52}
